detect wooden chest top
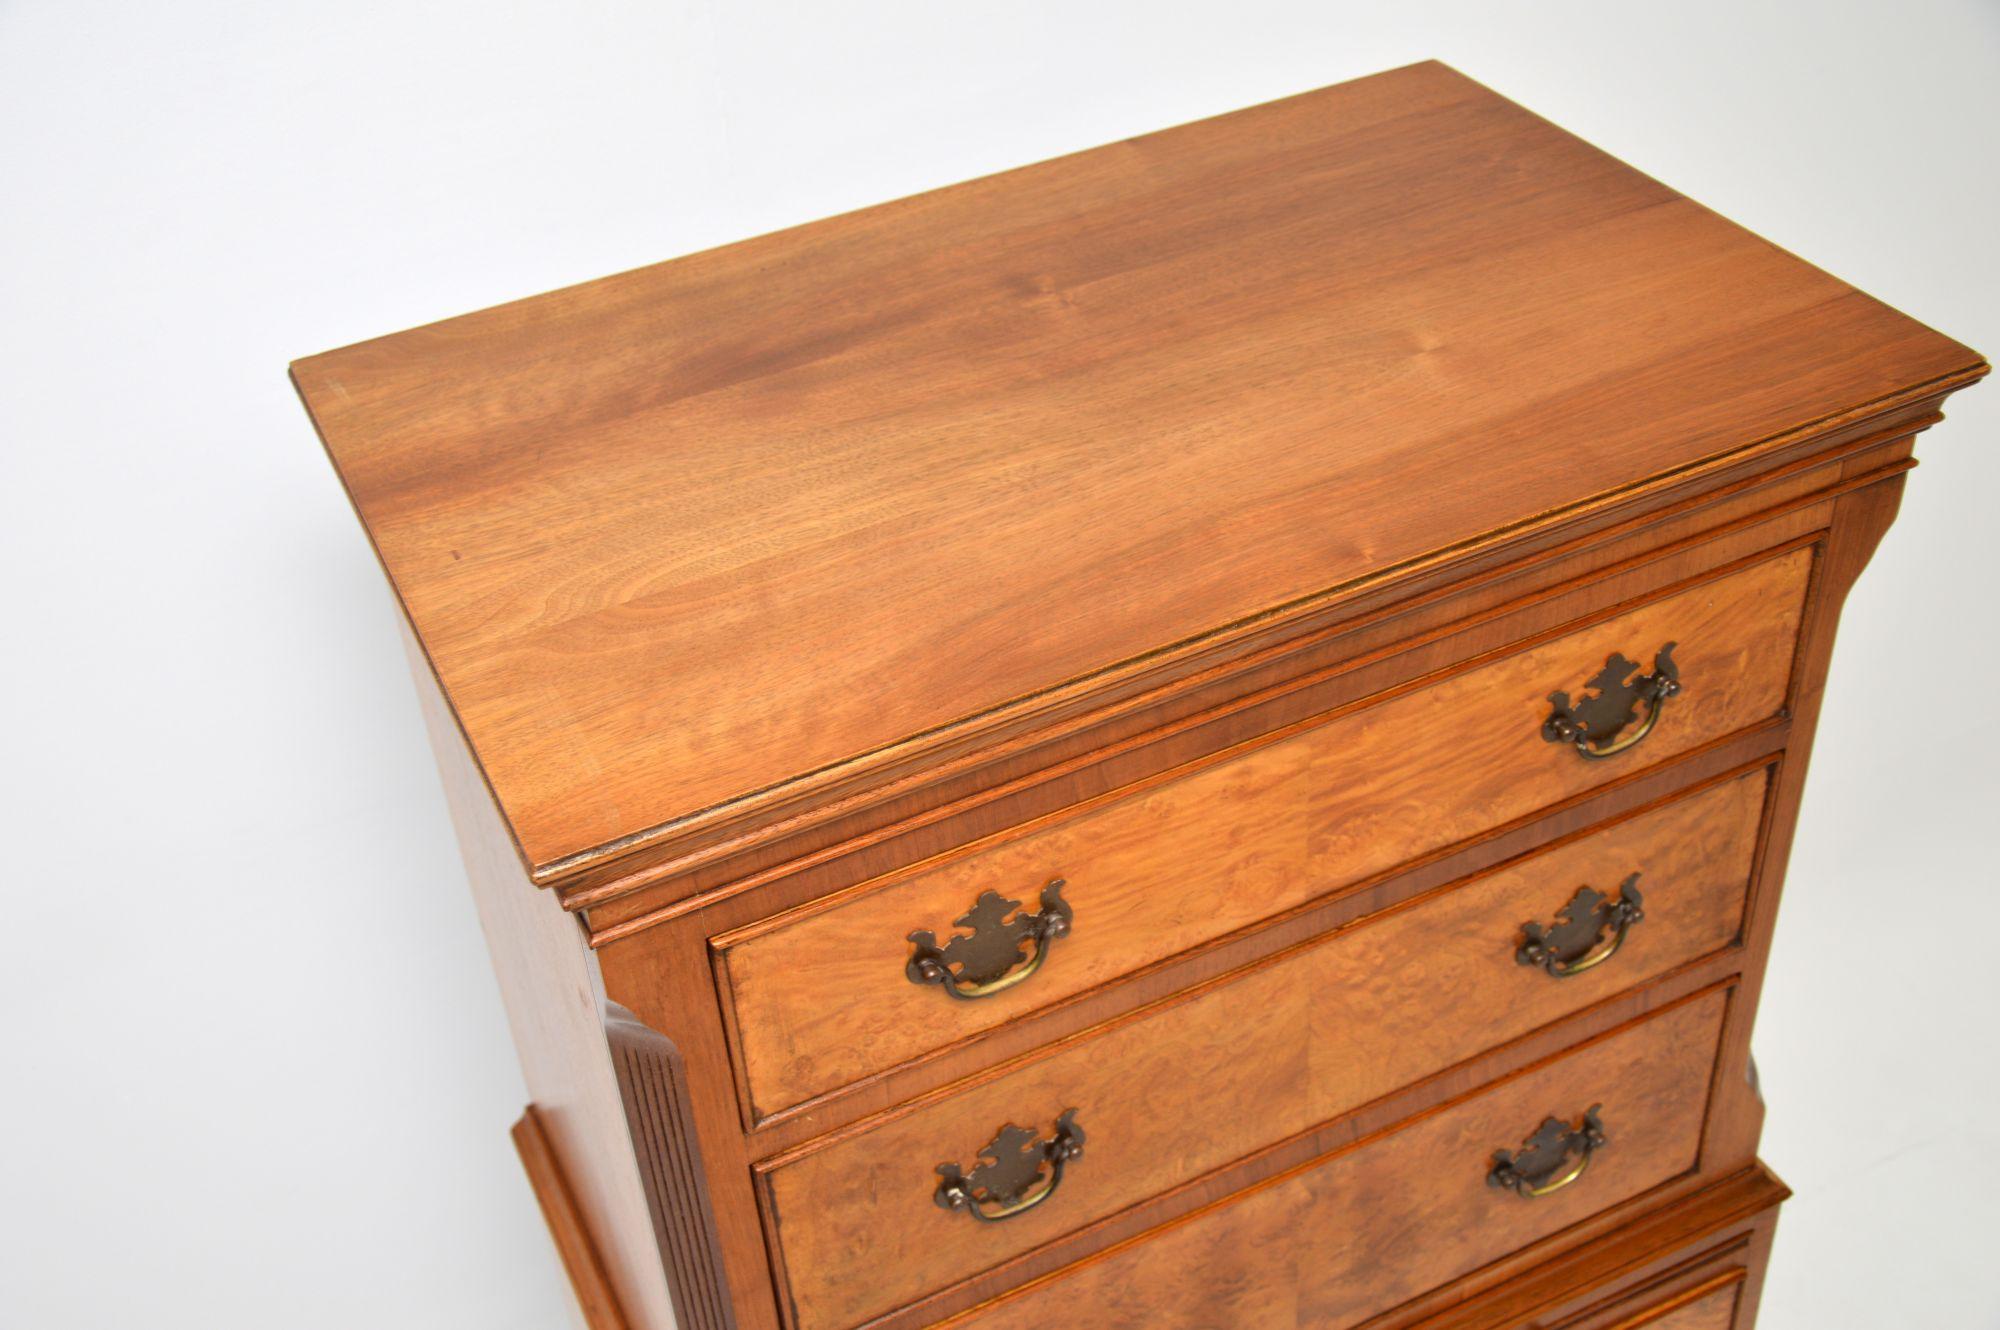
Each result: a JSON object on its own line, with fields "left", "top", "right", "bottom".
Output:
{"left": 292, "top": 60, "right": 1981, "bottom": 883}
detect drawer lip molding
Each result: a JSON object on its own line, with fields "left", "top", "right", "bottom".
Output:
{"left": 746, "top": 778, "right": 1765, "bottom": 1329}
{"left": 710, "top": 540, "right": 1813, "bottom": 1126}
{"left": 779, "top": 983, "right": 1737, "bottom": 1330}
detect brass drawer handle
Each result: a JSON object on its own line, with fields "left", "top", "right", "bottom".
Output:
{"left": 1542, "top": 644, "right": 1681, "bottom": 759}
{"left": 935, "top": 1111, "right": 1086, "bottom": 1223}
{"left": 1517, "top": 874, "right": 1645, "bottom": 979}
{"left": 906, "top": 880, "right": 1072, "bottom": 1001}
{"left": 1488, "top": 1106, "right": 1606, "bottom": 1199}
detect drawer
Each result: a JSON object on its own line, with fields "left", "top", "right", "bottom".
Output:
{"left": 716, "top": 546, "right": 1810, "bottom": 1121}
{"left": 936, "top": 986, "right": 1731, "bottom": 1330}
{"left": 757, "top": 773, "right": 1762, "bottom": 1330}
{"left": 1399, "top": 1160, "right": 1782, "bottom": 1330}
{"left": 1555, "top": 1269, "right": 1746, "bottom": 1329}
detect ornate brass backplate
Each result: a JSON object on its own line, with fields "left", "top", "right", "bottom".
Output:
{"left": 1488, "top": 1105, "right": 1607, "bottom": 1199}
{"left": 934, "top": 1110, "right": 1086, "bottom": 1222}
{"left": 1543, "top": 643, "right": 1682, "bottom": 758}
{"left": 906, "top": 879, "right": 1072, "bottom": 999}
{"left": 1517, "top": 874, "right": 1645, "bottom": 978}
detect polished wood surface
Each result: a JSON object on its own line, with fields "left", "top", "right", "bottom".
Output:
{"left": 944, "top": 989, "right": 1727, "bottom": 1330}
{"left": 293, "top": 60, "right": 1982, "bottom": 883}
{"left": 757, "top": 776, "right": 1762, "bottom": 1329}
{"left": 589, "top": 484, "right": 1883, "bottom": 1330}
{"left": 1421, "top": 1164, "right": 1783, "bottom": 1330}
{"left": 717, "top": 548, "right": 1805, "bottom": 1118}
{"left": 403, "top": 625, "right": 676, "bottom": 1327}
{"left": 590, "top": 472, "right": 1847, "bottom": 938}
{"left": 571, "top": 411, "right": 1933, "bottom": 928}
{"left": 304, "top": 60, "right": 1986, "bottom": 1330}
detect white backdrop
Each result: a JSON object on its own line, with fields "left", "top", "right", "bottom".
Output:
{"left": 3, "top": 3, "right": 1995, "bottom": 1327}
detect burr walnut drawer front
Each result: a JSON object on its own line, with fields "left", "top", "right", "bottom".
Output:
{"left": 933, "top": 987, "right": 1731, "bottom": 1330}
{"left": 715, "top": 546, "right": 1810, "bottom": 1121}
{"left": 754, "top": 775, "right": 1763, "bottom": 1330}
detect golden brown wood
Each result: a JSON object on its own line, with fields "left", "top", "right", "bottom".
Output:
{"left": 403, "top": 625, "right": 677, "bottom": 1328}
{"left": 1415, "top": 1163, "right": 1784, "bottom": 1330}
{"left": 757, "top": 776, "right": 1762, "bottom": 1328}
{"left": 571, "top": 422, "right": 1921, "bottom": 929}
{"left": 1608, "top": 1274, "right": 1742, "bottom": 1329}
{"left": 293, "top": 61, "right": 1983, "bottom": 892}
{"left": 610, "top": 766, "right": 1779, "bottom": 1329}
{"left": 718, "top": 548, "right": 1806, "bottom": 1119}
{"left": 582, "top": 480, "right": 1901, "bottom": 1330}
{"left": 942, "top": 988, "right": 1729, "bottom": 1330}
{"left": 512, "top": 1107, "right": 632, "bottom": 1330}
{"left": 303, "top": 60, "right": 1985, "bottom": 1330}
{"left": 596, "top": 484, "right": 1842, "bottom": 942}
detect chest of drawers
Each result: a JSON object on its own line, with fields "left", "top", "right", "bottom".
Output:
{"left": 294, "top": 61, "right": 1984, "bottom": 1330}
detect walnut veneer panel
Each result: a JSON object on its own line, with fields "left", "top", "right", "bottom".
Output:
{"left": 945, "top": 989, "right": 1729, "bottom": 1330}
{"left": 717, "top": 548, "right": 1806, "bottom": 1119}
{"left": 292, "top": 61, "right": 1981, "bottom": 878}
{"left": 760, "top": 778, "right": 1761, "bottom": 1330}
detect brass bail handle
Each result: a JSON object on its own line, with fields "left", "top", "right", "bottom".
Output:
{"left": 907, "top": 880, "right": 1072, "bottom": 1001}
{"left": 935, "top": 1111, "right": 1087, "bottom": 1223}
{"left": 1517, "top": 874, "right": 1646, "bottom": 979}
{"left": 1543, "top": 643, "right": 1682, "bottom": 760}
{"left": 1487, "top": 1106, "right": 1607, "bottom": 1200}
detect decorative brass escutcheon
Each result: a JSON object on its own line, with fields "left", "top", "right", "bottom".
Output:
{"left": 1517, "top": 874, "right": 1645, "bottom": 979}
{"left": 1488, "top": 1106, "right": 1607, "bottom": 1199}
{"left": 906, "top": 880, "right": 1072, "bottom": 1001}
{"left": 1542, "top": 643, "right": 1682, "bottom": 759}
{"left": 935, "top": 1111, "right": 1086, "bottom": 1223}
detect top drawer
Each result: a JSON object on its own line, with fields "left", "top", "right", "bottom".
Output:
{"left": 714, "top": 544, "right": 1812, "bottom": 1121}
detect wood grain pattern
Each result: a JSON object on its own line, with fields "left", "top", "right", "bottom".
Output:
{"left": 401, "top": 624, "right": 678, "bottom": 1328}
{"left": 293, "top": 61, "right": 1983, "bottom": 883}
{"left": 568, "top": 419, "right": 1929, "bottom": 927}
{"left": 757, "top": 778, "right": 1760, "bottom": 1330}
{"left": 943, "top": 988, "right": 1729, "bottom": 1330}
{"left": 1417, "top": 1164, "right": 1783, "bottom": 1330}
{"left": 489, "top": 473, "right": 1892, "bottom": 1330}
{"left": 319, "top": 60, "right": 1986, "bottom": 1330}
{"left": 594, "top": 478, "right": 1848, "bottom": 939}
{"left": 717, "top": 547, "right": 1807, "bottom": 1119}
